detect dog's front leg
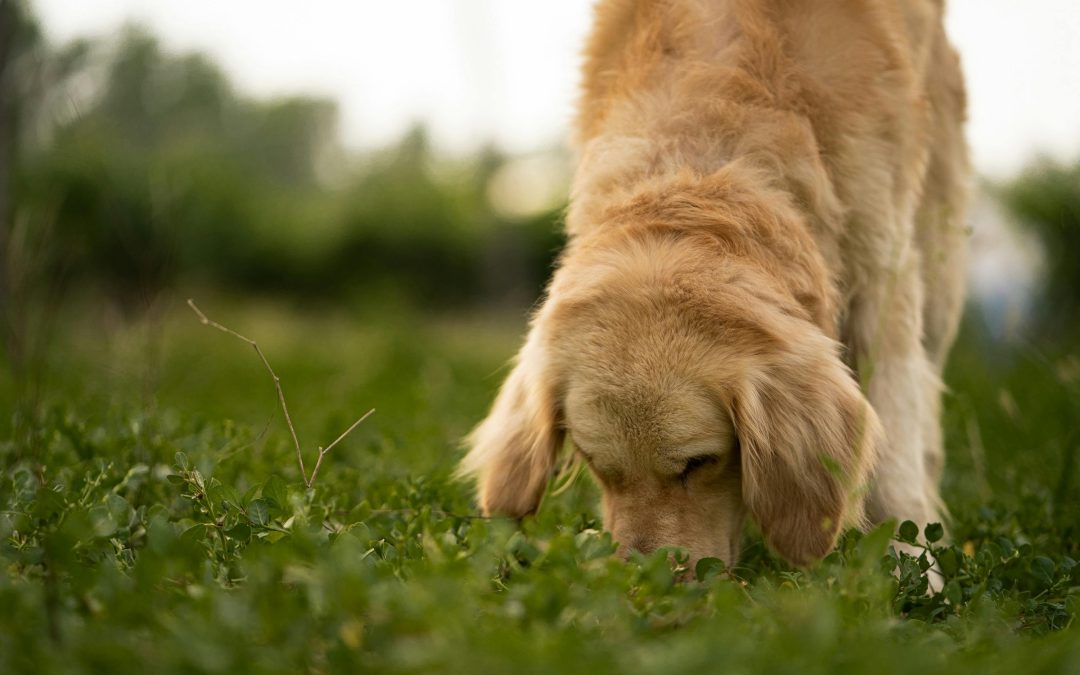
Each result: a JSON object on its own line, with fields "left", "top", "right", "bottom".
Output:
{"left": 847, "top": 248, "right": 946, "bottom": 586}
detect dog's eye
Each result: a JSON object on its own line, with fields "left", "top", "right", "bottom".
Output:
{"left": 681, "top": 455, "right": 717, "bottom": 478}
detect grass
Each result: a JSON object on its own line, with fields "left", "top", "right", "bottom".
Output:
{"left": 1, "top": 295, "right": 1077, "bottom": 674}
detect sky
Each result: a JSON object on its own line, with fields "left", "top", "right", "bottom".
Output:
{"left": 30, "top": 0, "right": 1080, "bottom": 179}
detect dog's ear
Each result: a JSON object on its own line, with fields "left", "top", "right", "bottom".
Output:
{"left": 730, "top": 326, "right": 879, "bottom": 566}
{"left": 459, "top": 329, "right": 563, "bottom": 517}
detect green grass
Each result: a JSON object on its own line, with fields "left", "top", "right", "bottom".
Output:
{"left": 1, "top": 297, "right": 1077, "bottom": 674}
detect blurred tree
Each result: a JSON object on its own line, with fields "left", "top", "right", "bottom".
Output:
{"left": 1002, "top": 159, "right": 1080, "bottom": 336}
{"left": 8, "top": 16, "right": 563, "bottom": 313}
{"left": 15, "top": 26, "right": 344, "bottom": 307}
{"left": 0, "top": 2, "right": 16, "bottom": 334}
{"left": 0, "top": 0, "right": 44, "bottom": 368}
{"left": 332, "top": 127, "right": 483, "bottom": 304}
{"left": 242, "top": 97, "right": 340, "bottom": 187}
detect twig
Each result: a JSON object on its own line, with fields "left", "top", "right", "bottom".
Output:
{"left": 309, "top": 408, "right": 374, "bottom": 486}
{"left": 187, "top": 298, "right": 373, "bottom": 487}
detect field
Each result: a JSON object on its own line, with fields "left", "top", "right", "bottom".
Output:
{"left": 2, "top": 2, "right": 1078, "bottom": 671}
{"left": 1, "top": 295, "right": 1077, "bottom": 674}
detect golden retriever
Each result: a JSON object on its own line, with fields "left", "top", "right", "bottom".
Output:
{"left": 461, "top": 0, "right": 970, "bottom": 569}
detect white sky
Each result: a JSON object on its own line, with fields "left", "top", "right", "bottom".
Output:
{"left": 30, "top": 0, "right": 1080, "bottom": 178}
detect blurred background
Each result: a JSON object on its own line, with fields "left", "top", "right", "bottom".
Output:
{"left": 0, "top": 1, "right": 1077, "bottom": 491}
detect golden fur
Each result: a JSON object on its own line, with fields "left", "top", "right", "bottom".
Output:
{"left": 462, "top": 0, "right": 969, "bottom": 568}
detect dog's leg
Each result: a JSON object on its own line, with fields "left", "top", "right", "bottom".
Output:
{"left": 915, "top": 148, "right": 969, "bottom": 512}
{"left": 915, "top": 196, "right": 966, "bottom": 520}
{"left": 862, "top": 353, "right": 945, "bottom": 530}
{"left": 915, "top": 24, "right": 971, "bottom": 515}
{"left": 848, "top": 246, "right": 946, "bottom": 589}
{"left": 859, "top": 348, "right": 943, "bottom": 529}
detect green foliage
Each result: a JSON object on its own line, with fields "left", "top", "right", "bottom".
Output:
{"left": 1, "top": 9, "right": 1078, "bottom": 675}
{"left": 1, "top": 302, "right": 1077, "bottom": 674}
{"left": 1001, "top": 158, "right": 1080, "bottom": 334}
{"left": 10, "top": 26, "right": 564, "bottom": 312}
{"left": 891, "top": 520, "right": 1076, "bottom": 631}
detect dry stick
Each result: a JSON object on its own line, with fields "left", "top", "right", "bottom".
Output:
{"left": 186, "top": 298, "right": 307, "bottom": 477}
{"left": 309, "top": 408, "right": 374, "bottom": 486}
{"left": 186, "top": 298, "right": 373, "bottom": 487}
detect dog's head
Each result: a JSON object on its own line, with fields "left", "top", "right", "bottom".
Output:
{"left": 461, "top": 228, "right": 879, "bottom": 567}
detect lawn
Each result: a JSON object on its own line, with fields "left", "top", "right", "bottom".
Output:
{"left": 1, "top": 295, "right": 1077, "bottom": 674}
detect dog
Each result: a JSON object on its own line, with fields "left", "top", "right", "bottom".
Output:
{"left": 461, "top": 0, "right": 969, "bottom": 569}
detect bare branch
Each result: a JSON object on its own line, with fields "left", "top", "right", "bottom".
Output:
{"left": 187, "top": 298, "right": 306, "bottom": 478}
{"left": 308, "top": 408, "right": 374, "bottom": 487}
{"left": 324, "top": 408, "right": 375, "bottom": 456}
{"left": 186, "top": 298, "right": 372, "bottom": 487}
